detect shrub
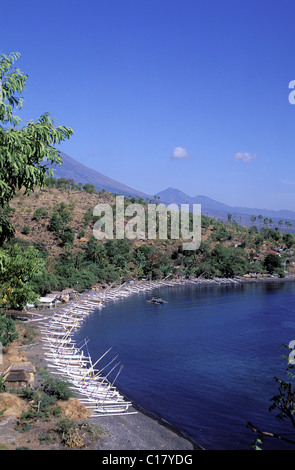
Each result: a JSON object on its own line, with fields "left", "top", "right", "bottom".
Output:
{"left": 32, "top": 207, "right": 48, "bottom": 222}
{"left": 78, "top": 230, "right": 85, "bottom": 239}
{"left": 83, "top": 183, "right": 97, "bottom": 194}
{"left": 59, "top": 226, "right": 75, "bottom": 246}
{"left": 56, "top": 417, "right": 84, "bottom": 448}
{"left": 0, "top": 313, "right": 19, "bottom": 348}
{"left": 40, "top": 371, "right": 73, "bottom": 401}
{"left": 0, "top": 373, "right": 6, "bottom": 392}
{"left": 21, "top": 225, "right": 31, "bottom": 235}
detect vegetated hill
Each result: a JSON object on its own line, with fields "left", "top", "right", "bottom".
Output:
{"left": 50, "top": 152, "right": 150, "bottom": 200}
{"left": 8, "top": 186, "right": 181, "bottom": 261}
{"left": 7, "top": 184, "right": 292, "bottom": 258}
{"left": 6, "top": 184, "right": 295, "bottom": 296}
{"left": 9, "top": 186, "right": 114, "bottom": 259}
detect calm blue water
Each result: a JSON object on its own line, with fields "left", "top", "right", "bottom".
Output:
{"left": 74, "top": 281, "right": 295, "bottom": 450}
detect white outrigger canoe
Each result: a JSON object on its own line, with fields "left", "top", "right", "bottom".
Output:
{"left": 39, "top": 289, "right": 142, "bottom": 416}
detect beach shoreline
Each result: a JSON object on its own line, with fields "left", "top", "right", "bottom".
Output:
{"left": 21, "top": 304, "right": 199, "bottom": 451}
{"left": 34, "top": 277, "right": 207, "bottom": 450}
{"left": 5, "top": 274, "right": 295, "bottom": 451}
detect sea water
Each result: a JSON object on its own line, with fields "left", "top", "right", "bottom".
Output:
{"left": 74, "top": 281, "right": 295, "bottom": 450}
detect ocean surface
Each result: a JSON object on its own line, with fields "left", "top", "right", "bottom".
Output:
{"left": 74, "top": 280, "right": 295, "bottom": 450}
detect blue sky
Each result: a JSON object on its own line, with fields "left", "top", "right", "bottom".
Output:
{"left": 2, "top": 0, "right": 295, "bottom": 211}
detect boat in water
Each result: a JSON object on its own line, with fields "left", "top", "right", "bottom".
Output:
{"left": 147, "top": 298, "right": 167, "bottom": 304}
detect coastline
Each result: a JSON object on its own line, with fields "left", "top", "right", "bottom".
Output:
{"left": 10, "top": 274, "right": 295, "bottom": 451}
{"left": 28, "top": 277, "right": 206, "bottom": 450}
{"left": 22, "top": 303, "right": 199, "bottom": 451}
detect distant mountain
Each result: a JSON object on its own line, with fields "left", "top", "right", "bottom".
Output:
{"left": 155, "top": 187, "right": 295, "bottom": 227}
{"left": 50, "top": 153, "right": 295, "bottom": 229}
{"left": 155, "top": 187, "right": 232, "bottom": 212}
{"left": 50, "top": 152, "right": 150, "bottom": 199}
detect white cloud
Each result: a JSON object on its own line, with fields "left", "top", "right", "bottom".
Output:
{"left": 234, "top": 151, "right": 257, "bottom": 163}
{"left": 171, "top": 147, "right": 191, "bottom": 160}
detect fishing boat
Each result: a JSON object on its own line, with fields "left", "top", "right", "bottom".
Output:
{"left": 39, "top": 285, "right": 175, "bottom": 416}
{"left": 147, "top": 297, "right": 167, "bottom": 304}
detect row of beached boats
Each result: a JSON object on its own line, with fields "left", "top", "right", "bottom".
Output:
{"left": 40, "top": 288, "right": 136, "bottom": 417}
{"left": 40, "top": 276, "right": 242, "bottom": 416}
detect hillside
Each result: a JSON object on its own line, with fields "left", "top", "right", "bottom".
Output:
{"left": 3, "top": 182, "right": 294, "bottom": 307}
{"left": 8, "top": 186, "right": 181, "bottom": 260}
{"left": 9, "top": 186, "right": 114, "bottom": 259}
{"left": 8, "top": 185, "right": 294, "bottom": 259}
{"left": 8, "top": 185, "right": 257, "bottom": 260}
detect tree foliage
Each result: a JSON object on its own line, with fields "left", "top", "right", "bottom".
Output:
{"left": 248, "top": 346, "right": 295, "bottom": 449}
{"left": 0, "top": 312, "right": 18, "bottom": 347}
{"left": 0, "top": 50, "right": 74, "bottom": 308}
{"left": 0, "top": 243, "right": 45, "bottom": 308}
{"left": 263, "top": 253, "right": 284, "bottom": 276}
{"left": 0, "top": 52, "right": 73, "bottom": 244}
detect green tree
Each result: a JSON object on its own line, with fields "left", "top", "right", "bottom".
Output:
{"left": 283, "top": 233, "right": 294, "bottom": 249}
{"left": 83, "top": 183, "right": 97, "bottom": 194}
{"left": 0, "top": 52, "right": 73, "bottom": 244}
{"left": 56, "top": 178, "right": 68, "bottom": 189}
{"left": 32, "top": 207, "right": 48, "bottom": 222}
{"left": 211, "top": 244, "right": 249, "bottom": 277}
{"left": 59, "top": 226, "right": 75, "bottom": 246}
{"left": 0, "top": 313, "right": 18, "bottom": 347}
{"left": 85, "top": 236, "right": 107, "bottom": 265}
{"left": 263, "top": 253, "right": 284, "bottom": 276}
{"left": 21, "top": 225, "right": 30, "bottom": 235}
{"left": 44, "top": 176, "right": 57, "bottom": 188}
{"left": 263, "top": 218, "right": 270, "bottom": 227}
{"left": 0, "top": 243, "right": 45, "bottom": 308}
{"left": 248, "top": 346, "right": 295, "bottom": 449}
{"left": 48, "top": 203, "right": 73, "bottom": 242}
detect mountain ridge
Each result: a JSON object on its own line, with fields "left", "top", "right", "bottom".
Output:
{"left": 51, "top": 153, "right": 295, "bottom": 224}
{"left": 155, "top": 187, "right": 295, "bottom": 221}
{"left": 51, "top": 152, "right": 150, "bottom": 199}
